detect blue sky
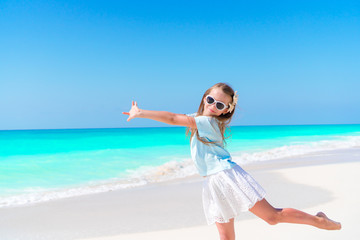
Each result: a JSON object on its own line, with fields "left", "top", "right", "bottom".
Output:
{"left": 1, "top": 0, "right": 359, "bottom": 130}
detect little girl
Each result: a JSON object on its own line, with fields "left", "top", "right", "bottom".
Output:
{"left": 122, "top": 83, "right": 341, "bottom": 240}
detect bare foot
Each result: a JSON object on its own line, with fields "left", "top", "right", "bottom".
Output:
{"left": 316, "top": 212, "right": 341, "bottom": 230}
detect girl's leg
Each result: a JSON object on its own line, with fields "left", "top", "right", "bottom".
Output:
{"left": 249, "top": 198, "right": 341, "bottom": 230}
{"left": 215, "top": 218, "right": 235, "bottom": 240}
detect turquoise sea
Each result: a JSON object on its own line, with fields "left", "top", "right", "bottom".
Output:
{"left": 1, "top": 124, "right": 360, "bottom": 207}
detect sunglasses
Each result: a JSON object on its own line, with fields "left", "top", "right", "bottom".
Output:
{"left": 205, "top": 95, "right": 229, "bottom": 111}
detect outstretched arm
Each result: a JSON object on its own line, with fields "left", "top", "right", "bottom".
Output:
{"left": 122, "top": 101, "right": 197, "bottom": 128}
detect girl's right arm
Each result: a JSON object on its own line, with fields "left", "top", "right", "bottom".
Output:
{"left": 122, "top": 101, "right": 197, "bottom": 128}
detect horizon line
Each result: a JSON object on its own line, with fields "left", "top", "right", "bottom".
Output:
{"left": 1, "top": 123, "right": 360, "bottom": 131}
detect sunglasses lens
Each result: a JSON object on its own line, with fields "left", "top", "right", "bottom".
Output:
{"left": 216, "top": 102, "right": 226, "bottom": 110}
{"left": 206, "top": 96, "right": 215, "bottom": 104}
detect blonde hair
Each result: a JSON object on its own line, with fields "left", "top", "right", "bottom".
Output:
{"left": 186, "top": 83, "right": 237, "bottom": 145}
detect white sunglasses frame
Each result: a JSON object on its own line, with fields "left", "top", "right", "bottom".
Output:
{"left": 205, "top": 95, "right": 229, "bottom": 111}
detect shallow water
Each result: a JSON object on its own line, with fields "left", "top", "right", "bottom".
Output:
{"left": 1, "top": 124, "right": 360, "bottom": 207}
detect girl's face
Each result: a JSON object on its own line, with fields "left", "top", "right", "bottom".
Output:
{"left": 202, "top": 88, "right": 232, "bottom": 117}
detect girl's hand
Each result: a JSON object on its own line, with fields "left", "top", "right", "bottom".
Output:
{"left": 122, "top": 101, "right": 141, "bottom": 121}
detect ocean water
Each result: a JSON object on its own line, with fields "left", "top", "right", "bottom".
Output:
{"left": 1, "top": 124, "right": 360, "bottom": 207}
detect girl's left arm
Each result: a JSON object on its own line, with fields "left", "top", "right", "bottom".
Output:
{"left": 122, "top": 101, "right": 196, "bottom": 128}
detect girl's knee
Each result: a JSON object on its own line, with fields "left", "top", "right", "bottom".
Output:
{"left": 265, "top": 216, "right": 279, "bottom": 225}
{"left": 216, "top": 219, "right": 235, "bottom": 240}
{"left": 264, "top": 209, "right": 282, "bottom": 225}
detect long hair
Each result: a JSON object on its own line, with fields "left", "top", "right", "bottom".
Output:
{"left": 186, "top": 83, "right": 236, "bottom": 146}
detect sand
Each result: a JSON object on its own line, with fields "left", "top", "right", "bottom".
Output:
{"left": 0, "top": 148, "right": 359, "bottom": 240}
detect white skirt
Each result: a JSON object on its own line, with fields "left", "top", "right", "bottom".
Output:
{"left": 202, "top": 165, "right": 266, "bottom": 225}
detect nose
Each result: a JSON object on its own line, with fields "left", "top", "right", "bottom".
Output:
{"left": 209, "top": 104, "right": 217, "bottom": 111}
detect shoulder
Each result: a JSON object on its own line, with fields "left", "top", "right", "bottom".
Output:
{"left": 185, "top": 113, "right": 197, "bottom": 117}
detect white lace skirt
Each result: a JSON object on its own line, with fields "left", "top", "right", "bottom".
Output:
{"left": 202, "top": 165, "right": 266, "bottom": 225}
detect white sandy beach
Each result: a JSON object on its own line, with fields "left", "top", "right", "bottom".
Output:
{"left": 0, "top": 148, "right": 359, "bottom": 240}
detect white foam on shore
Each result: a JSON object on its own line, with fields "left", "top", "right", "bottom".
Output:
{"left": 0, "top": 179, "right": 151, "bottom": 208}
{"left": 1, "top": 135, "right": 359, "bottom": 208}
{"left": 232, "top": 135, "right": 360, "bottom": 164}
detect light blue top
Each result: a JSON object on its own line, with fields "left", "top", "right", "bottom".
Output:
{"left": 186, "top": 113, "right": 237, "bottom": 176}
